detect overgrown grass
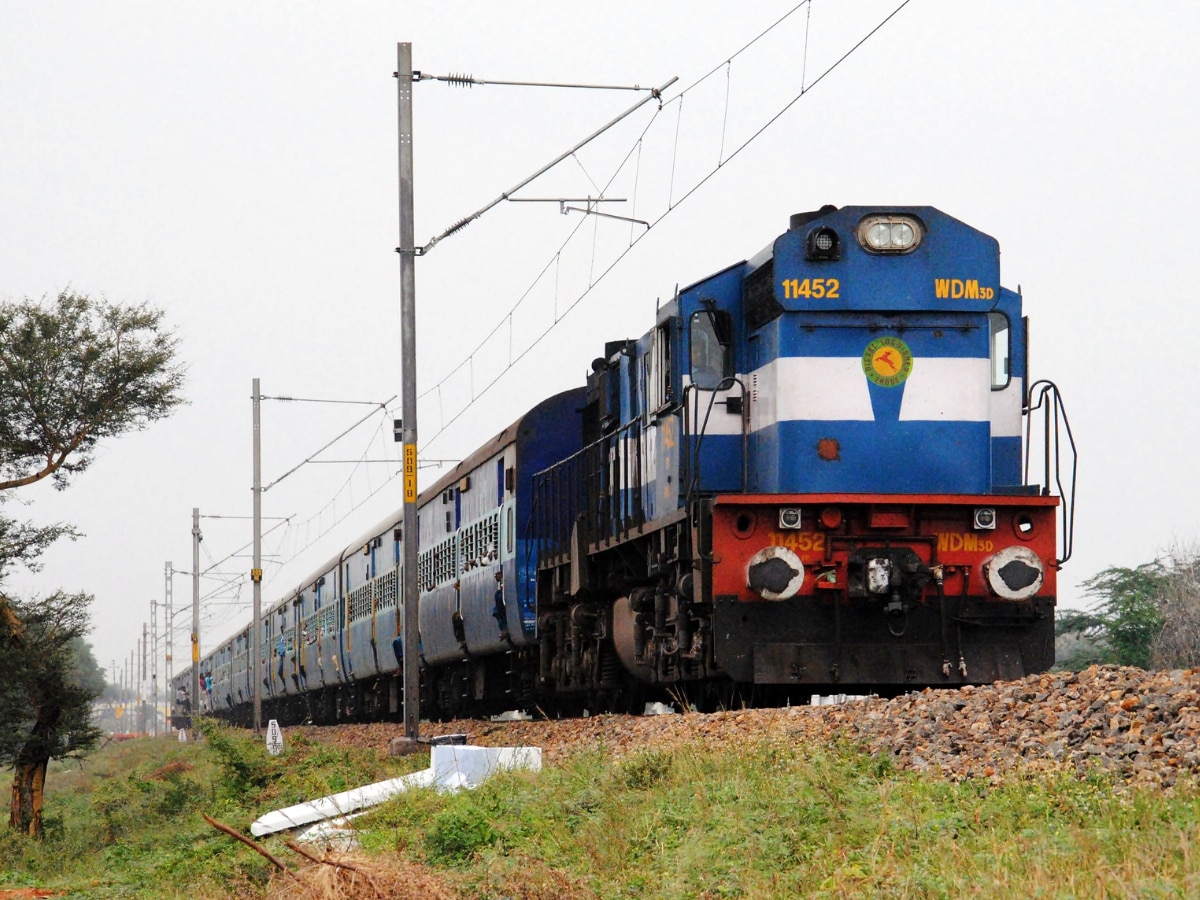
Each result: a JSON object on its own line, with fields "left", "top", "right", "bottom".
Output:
{"left": 361, "top": 737, "right": 1200, "bottom": 899}
{"left": 3, "top": 723, "right": 1199, "bottom": 898}
{"left": 0, "top": 719, "right": 420, "bottom": 898}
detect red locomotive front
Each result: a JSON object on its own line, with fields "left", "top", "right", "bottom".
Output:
{"left": 707, "top": 494, "right": 1059, "bottom": 689}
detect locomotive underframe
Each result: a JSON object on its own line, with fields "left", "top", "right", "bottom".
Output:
{"left": 530, "top": 489, "right": 1059, "bottom": 707}
{"left": 706, "top": 492, "right": 1060, "bottom": 694}
{"left": 711, "top": 593, "right": 1055, "bottom": 691}
{"left": 535, "top": 507, "right": 717, "bottom": 709}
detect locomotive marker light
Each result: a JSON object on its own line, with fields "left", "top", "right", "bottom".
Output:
{"left": 805, "top": 226, "right": 840, "bottom": 261}
{"left": 819, "top": 506, "right": 843, "bottom": 530}
{"left": 973, "top": 507, "right": 997, "bottom": 530}
{"left": 778, "top": 507, "right": 803, "bottom": 529}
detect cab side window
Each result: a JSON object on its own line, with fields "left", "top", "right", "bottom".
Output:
{"left": 689, "top": 308, "right": 732, "bottom": 390}
{"left": 989, "top": 312, "right": 1011, "bottom": 390}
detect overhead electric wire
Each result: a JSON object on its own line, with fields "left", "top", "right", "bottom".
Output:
{"left": 196, "top": 516, "right": 293, "bottom": 578}
{"left": 414, "top": 2, "right": 812, "bottom": 408}
{"left": 416, "top": 0, "right": 914, "bottom": 451}
{"left": 194, "top": 405, "right": 417, "bottom": 632}
{"left": 263, "top": 396, "right": 394, "bottom": 492}
{"left": 416, "top": 76, "right": 679, "bottom": 253}
{"left": 258, "top": 413, "right": 416, "bottom": 597}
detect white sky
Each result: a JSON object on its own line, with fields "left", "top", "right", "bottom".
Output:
{"left": 2, "top": 1, "right": 1198, "bottom": 686}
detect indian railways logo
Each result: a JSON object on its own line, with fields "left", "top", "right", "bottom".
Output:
{"left": 862, "top": 337, "right": 913, "bottom": 387}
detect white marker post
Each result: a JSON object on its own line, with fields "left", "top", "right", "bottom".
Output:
{"left": 265, "top": 719, "right": 284, "bottom": 756}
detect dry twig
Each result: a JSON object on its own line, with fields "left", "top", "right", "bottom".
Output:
{"left": 202, "top": 813, "right": 301, "bottom": 882}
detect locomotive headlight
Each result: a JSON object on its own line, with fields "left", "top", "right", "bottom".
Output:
{"left": 973, "top": 507, "right": 997, "bottom": 530}
{"left": 866, "top": 222, "right": 892, "bottom": 248}
{"left": 983, "top": 546, "right": 1045, "bottom": 601}
{"left": 747, "top": 546, "right": 806, "bottom": 601}
{"left": 779, "top": 507, "right": 803, "bottom": 530}
{"left": 858, "top": 215, "right": 923, "bottom": 253}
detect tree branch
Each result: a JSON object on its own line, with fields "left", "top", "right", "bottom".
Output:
{"left": 285, "top": 839, "right": 370, "bottom": 873}
{"left": 202, "top": 814, "right": 301, "bottom": 882}
{"left": 0, "top": 593, "right": 27, "bottom": 649}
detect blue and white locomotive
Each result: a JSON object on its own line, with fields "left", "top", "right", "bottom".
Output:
{"left": 178, "top": 204, "right": 1074, "bottom": 723}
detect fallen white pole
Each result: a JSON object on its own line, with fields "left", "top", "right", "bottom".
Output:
{"left": 250, "top": 745, "right": 542, "bottom": 837}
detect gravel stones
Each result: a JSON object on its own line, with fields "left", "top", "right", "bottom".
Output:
{"left": 834, "top": 665, "right": 1200, "bottom": 787}
{"left": 303, "top": 665, "right": 1200, "bottom": 789}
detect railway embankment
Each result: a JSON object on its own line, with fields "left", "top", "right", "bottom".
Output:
{"left": 303, "top": 664, "right": 1200, "bottom": 788}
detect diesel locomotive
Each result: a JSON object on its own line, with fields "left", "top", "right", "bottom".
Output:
{"left": 176, "top": 204, "right": 1075, "bottom": 724}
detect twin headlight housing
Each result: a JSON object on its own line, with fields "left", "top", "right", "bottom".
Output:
{"left": 857, "top": 215, "right": 922, "bottom": 253}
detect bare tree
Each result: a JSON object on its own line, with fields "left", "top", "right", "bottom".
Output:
{"left": 1150, "top": 546, "right": 1200, "bottom": 669}
{"left": 1061, "top": 545, "right": 1200, "bottom": 673}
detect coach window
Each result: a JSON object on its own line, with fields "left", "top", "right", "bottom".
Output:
{"left": 690, "top": 308, "right": 732, "bottom": 389}
{"left": 989, "top": 312, "right": 1011, "bottom": 390}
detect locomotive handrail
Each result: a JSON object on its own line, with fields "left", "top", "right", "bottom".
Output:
{"left": 530, "top": 374, "right": 749, "bottom": 579}
{"left": 1023, "top": 379, "right": 1077, "bottom": 565}
{"left": 682, "top": 376, "right": 750, "bottom": 510}
{"left": 529, "top": 416, "right": 649, "bottom": 571}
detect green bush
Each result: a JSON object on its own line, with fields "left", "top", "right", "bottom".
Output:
{"left": 425, "top": 803, "right": 497, "bottom": 865}
{"left": 617, "top": 748, "right": 674, "bottom": 789}
{"left": 196, "top": 718, "right": 274, "bottom": 797}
